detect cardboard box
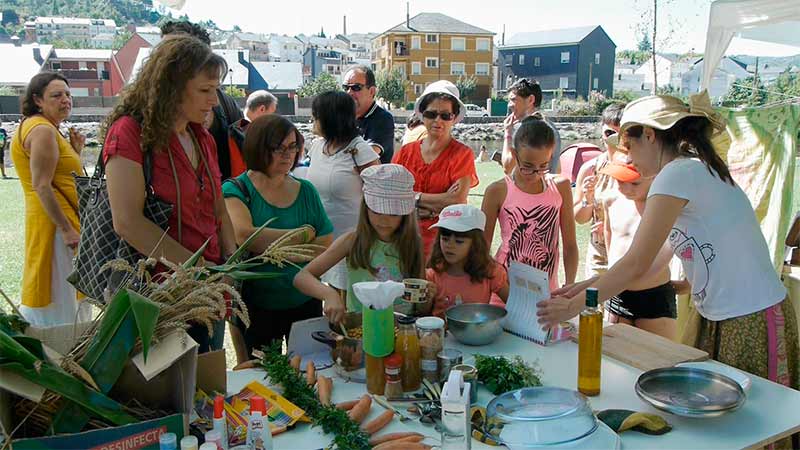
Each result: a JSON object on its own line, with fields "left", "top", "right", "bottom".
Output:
{"left": 0, "top": 321, "right": 221, "bottom": 450}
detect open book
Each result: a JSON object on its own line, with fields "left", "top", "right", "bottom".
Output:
{"left": 502, "top": 262, "right": 552, "bottom": 345}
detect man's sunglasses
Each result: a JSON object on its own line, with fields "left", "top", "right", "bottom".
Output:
{"left": 422, "top": 110, "right": 455, "bottom": 121}
{"left": 602, "top": 128, "right": 617, "bottom": 138}
{"left": 342, "top": 83, "right": 366, "bottom": 92}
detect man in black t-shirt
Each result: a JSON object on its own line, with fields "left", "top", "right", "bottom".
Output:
{"left": 343, "top": 65, "right": 395, "bottom": 163}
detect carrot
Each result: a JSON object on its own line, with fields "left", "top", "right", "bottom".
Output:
{"left": 305, "top": 361, "right": 316, "bottom": 386}
{"left": 347, "top": 395, "right": 372, "bottom": 423}
{"left": 361, "top": 409, "right": 394, "bottom": 435}
{"left": 317, "top": 376, "right": 333, "bottom": 406}
{"left": 373, "top": 442, "right": 431, "bottom": 450}
{"left": 369, "top": 432, "right": 425, "bottom": 446}
{"left": 335, "top": 399, "right": 359, "bottom": 411}
{"left": 290, "top": 355, "right": 302, "bottom": 372}
{"left": 232, "top": 359, "right": 259, "bottom": 370}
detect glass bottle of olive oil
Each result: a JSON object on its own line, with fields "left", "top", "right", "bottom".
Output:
{"left": 578, "top": 288, "right": 602, "bottom": 396}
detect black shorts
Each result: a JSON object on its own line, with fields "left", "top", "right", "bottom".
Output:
{"left": 606, "top": 282, "right": 677, "bottom": 320}
{"left": 232, "top": 299, "right": 322, "bottom": 356}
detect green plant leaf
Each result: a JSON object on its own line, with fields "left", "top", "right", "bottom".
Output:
{"left": 207, "top": 262, "right": 263, "bottom": 273}
{"left": 224, "top": 218, "right": 277, "bottom": 265}
{"left": 226, "top": 271, "right": 282, "bottom": 281}
{"left": 127, "top": 290, "right": 160, "bottom": 364}
{"left": 182, "top": 237, "right": 212, "bottom": 269}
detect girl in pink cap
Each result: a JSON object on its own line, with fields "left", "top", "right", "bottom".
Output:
{"left": 426, "top": 204, "right": 509, "bottom": 319}
{"left": 294, "top": 164, "right": 427, "bottom": 319}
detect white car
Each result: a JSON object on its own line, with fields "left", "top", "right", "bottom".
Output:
{"left": 465, "top": 103, "right": 489, "bottom": 117}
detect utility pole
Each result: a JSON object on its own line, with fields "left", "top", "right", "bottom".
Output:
{"left": 751, "top": 56, "right": 759, "bottom": 105}
{"left": 652, "top": 0, "right": 658, "bottom": 94}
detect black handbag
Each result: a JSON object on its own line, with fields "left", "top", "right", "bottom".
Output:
{"left": 68, "top": 150, "right": 176, "bottom": 301}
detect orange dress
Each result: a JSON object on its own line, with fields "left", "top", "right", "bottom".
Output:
{"left": 392, "top": 138, "right": 478, "bottom": 258}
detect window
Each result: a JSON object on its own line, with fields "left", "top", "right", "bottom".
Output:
{"left": 52, "top": 62, "right": 61, "bottom": 70}
{"left": 561, "top": 51, "right": 570, "bottom": 63}
{"left": 475, "top": 63, "right": 490, "bottom": 76}
{"left": 426, "top": 34, "right": 438, "bottom": 43}
{"left": 593, "top": 78, "right": 599, "bottom": 89}
{"left": 559, "top": 77, "right": 569, "bottom": 89}
{"left": 450, "top": 62, "right": 465, "bottom": 75}
{"left": 412, "top": 61, "right": 421, "bottom": 75}
{"left": 451, "top": 37, "right": 465, "bottom": 51}
{"left": 518, "top": 54, "right": 525, "bottom": 65}
{"left": 595, "top": 53, "right": 601, "bottom": 65}
{"left": 79, "top": 61, "right": 87, "bottom": 70}
{"left": 476, "top": 38, "right": 490, "bottom": 51}
{"left": 411, "top": 35, "right": 421, "bottom": 49}
{"left": 396, "top": 64, "right": 406, "bottom": 77}
{"left": 426, "top": 57, "right": 439, "bottom": 68}
{"left": 415, "top": 84, "right": 424, "bottom": 95}
{"left": 534, "top": 56, "right": 540, "bottom": 67}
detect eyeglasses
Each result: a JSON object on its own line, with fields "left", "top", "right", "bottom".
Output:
{"left": 342, "top": 83, "right": 366, "bottom": 92}
{"left": 422, "top": 110, "right": 455, "bottom": 121}
{"left": 516, "top": 158, "right": 550, "bottom": 175}
{"left": 272, "top": 142, "right": 301, "bottom": 156}
{"left": 602, "top": 128, "right": 617, "bottom": 138}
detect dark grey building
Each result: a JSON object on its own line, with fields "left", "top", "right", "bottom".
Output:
{"left": 498, "top": 26, "right": 616, "bottom": 102}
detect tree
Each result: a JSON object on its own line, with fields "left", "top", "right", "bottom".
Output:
{"left": 0, "top": 86, "right": 16, "bottom": 96}
{"left": 113, "top": 30, "right": 132, "bottom": 50}
{"left": 722, "top": 76, "right": 767, "bottom": 107}
{"left": 232, "top": 24, "right": 242, "bottom": 32}
{"left": 376, "top": 68, "right": 408, "bottom": 108}
{"left": 296, "top": 72, "right": 340, "bottom": 98}
{"left": 224, "top": 86, "right": 246, "bottom": 98}
{"left": 769, "top": 70, "right": 800, "bottom": 103}
{"left": 455, "top": 75, "right": 477, "bottom": 102}
{"left": 633, "top": 0, "right": 686, "bottom": 94}
{"left": 637, "top": 33, "right": 652, "bottom": 52}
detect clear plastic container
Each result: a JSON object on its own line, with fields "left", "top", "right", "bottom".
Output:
{"left": 416, "top": 316, "right": 445, "bottom": 383}
{"left": 484, "top": 387, "right": 598, "bottom": 447}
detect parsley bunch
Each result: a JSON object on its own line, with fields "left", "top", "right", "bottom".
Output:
{"left": 474, "top": 354, "right": 543, "bottom": 395}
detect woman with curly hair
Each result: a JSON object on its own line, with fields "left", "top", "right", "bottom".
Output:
{"left": 101, "top": 34, "right": 237, "bottom": 352}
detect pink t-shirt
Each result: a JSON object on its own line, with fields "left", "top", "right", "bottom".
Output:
{"left": 426, "top": 265, "right": 508, "bottom": 318}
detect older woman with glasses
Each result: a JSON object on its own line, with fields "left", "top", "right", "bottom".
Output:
{"left": 223, "top": 114, "right": 336, "bottom": 357}
{"left": 392, "top": 81, "right": 478, "bottom": 259}
{"left": 482, "top": 114, "right": 578, "bottom": 292}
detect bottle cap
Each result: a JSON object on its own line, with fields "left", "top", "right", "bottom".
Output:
{"left": 384, "top": 353, "right": 403, "bottom": 369}
{"left": 159, "top": 432, "right": 177, "bottom": 448}
{"left": 179, "top": 436, "right": 198, "bottom": 450}
{"left": 213, "top": 395, "right": 224, "bottom": 419}
{"left": 199, "top": 444, "right": 217, "bottom": 450}
{"left": 204, "top": 430, "right": 221, "bottom": 442}
{"left": 250, "top": 395, "right": 266, "bottom": 415}
{"left": 397, "top": 315, "right": 416, "bottom": 325}
{"left": 586, "top": 288, "right": 599, "bottom": 307}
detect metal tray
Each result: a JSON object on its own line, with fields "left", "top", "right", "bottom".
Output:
{"left": 635, "top": 367, "right": 745, "bottom": 417}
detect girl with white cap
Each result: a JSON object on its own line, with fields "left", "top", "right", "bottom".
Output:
{"left": 538, "top": 92, "right": 797, "bottom": 396}
{"left": 426, "top": 204, "right": 509, "bottom": 319}
{"left": 294, "top": 164, "right": 427, "bottom": 318}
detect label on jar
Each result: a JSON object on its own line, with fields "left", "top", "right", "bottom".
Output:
{"left": 421, "top": 359, "right": 437, "bottom": 371}
{"left": 385, "top": 367, "right": 400, "bottom": 376}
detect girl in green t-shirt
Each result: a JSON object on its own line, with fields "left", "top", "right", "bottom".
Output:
{"left": 294, "top": 164, "right": 428, "bottom": 321}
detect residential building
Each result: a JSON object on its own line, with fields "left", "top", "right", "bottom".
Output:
{"left": 109, "top": 32, "right": 161, "bottom": 94}
{"left": 303, "top": 47, "right": 349, "bottom": 82}
{"left": 613, "top": 62, "right": 649, "bottom": 97}
{"left": 226, "top": 32, "right": 270, "bottom": 61}
{"left": 372, "top": 12, "right": 495, "bottom": 103}
{"left": 634, "top": 54, "right": 698, "bottom": 92}
{"left": 0, "top": 42, "right": 53, "bottom": 93}
{"left": 345, "top": 32, "right": 378, "bottom": 60}
{"left": 298, "top": 34, "right": 350, "bottom": 54}
{"left": 267, "top": 34, "right": 304, "bottom": 62}
{"left": 32, "top": 17, "right": 116, "bottom": 46}
{"left": 498, "top": 25, "right": 615, "bottom": 102}
{"left": 681, "top": 57, "right": 750, "bottom": 99}
{"left": 46, "top": 48, "right": 114, "bottom": 96}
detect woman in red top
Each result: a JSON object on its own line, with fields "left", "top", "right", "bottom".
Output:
{"left": 392, "top": 80, "right": 478, "bottom": 258}
{"left": 102, "top": 35, "right": 237, "bottom": 353}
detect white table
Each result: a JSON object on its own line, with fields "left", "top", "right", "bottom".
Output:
{"left": 228, "top": 332, "right": 800, "bottom": 449}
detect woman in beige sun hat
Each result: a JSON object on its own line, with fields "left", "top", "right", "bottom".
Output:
{"left": 539, "top": 91, "right": 798, "bottom": 401}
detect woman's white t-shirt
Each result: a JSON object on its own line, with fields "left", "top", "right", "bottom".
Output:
{"left": 648, "top": 158, "right": 786, "bottom": 321}
{"left": 307, "top": 136, "right": 379, "bottom": 289}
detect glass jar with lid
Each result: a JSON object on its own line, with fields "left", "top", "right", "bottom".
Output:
{"left": 395, "top": 315, "right": 422, "bottom": 391}
{"left": 416, "top": 316, "right": 445, "bottom": 383}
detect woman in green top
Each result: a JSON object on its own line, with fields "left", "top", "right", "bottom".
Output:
{"left": 223, "top": 114, "right": 336, "bottom": 360}
{"left": 294, "top": 164, "right": 429, "bottom": 317}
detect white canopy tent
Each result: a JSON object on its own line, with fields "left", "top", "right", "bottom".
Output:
{"left": 702, "top": 0, "right": 800, "bottom": 90}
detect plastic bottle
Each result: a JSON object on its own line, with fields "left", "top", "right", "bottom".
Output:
{"left": 204, "top": 430, "right": 223, "bottom": 450}
{"left": 180, "top": 436, "right": 199, "bottom": 450}
{"left": 246, "top": 395, "right": 273, "bottom": 450}
{"left": 440, "top": 369, "right": 471, "bottom": 450}
{"left": 578, "top": 287, "right": 603, "bottom": 396}
{"left": 213, "top": 394, "right": 229, "bottom": 450}
{"left": 199, "top": 444, "right": 217, "bottom": 450}
{"left": 159, "top": 432, "right": 177, "bottom": 450}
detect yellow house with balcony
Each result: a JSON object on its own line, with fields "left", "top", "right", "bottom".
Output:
{"left": 371, "top": 12, "right": 495, "bottom": 104}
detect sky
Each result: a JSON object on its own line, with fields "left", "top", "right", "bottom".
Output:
{"left": 155, "top": 0, "right": 800, "bottom": 57}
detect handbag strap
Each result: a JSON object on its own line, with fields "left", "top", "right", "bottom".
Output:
{"left": 165, "top": 148, "right": 182, "bottom": 243}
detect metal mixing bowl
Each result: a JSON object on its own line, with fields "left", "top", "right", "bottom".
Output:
{"left": 445, "top": 304, "right": 507, "bottom": 346}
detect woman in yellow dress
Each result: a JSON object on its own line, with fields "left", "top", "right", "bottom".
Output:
{"left": 11, "top": 72, "right": 90, "bottom": 326}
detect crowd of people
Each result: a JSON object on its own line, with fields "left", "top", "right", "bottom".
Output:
{"left": 6, "top": 21, "right": 797, "bottom": 398}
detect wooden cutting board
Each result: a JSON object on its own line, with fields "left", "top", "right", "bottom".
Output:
{"left": 572, "top": 323, "right": 709, "bottom": 371}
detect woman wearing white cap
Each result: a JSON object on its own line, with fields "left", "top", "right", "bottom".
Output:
{"left": 427, "top": 204, "right": 509, "bottom": 319}
{"left": 294, "top": 164, "right": 427, "bottom": 317}
{"left": 392, "top": 80, "right": 479, "bottom": 259}
{"left": 538, "top": 92, "right": 798, "bottom": 395}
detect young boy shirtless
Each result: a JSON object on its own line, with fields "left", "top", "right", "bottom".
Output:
{"left": 599, "top": 162, "right": 677, "bottom": 339}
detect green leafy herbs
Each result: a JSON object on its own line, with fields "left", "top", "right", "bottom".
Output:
{"left": 475, "top": 354, "right": 543, "bottom": 395}
{"left": 260, "top": 343, "right": 370, "bottom": 450}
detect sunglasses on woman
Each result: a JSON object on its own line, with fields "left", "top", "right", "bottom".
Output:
{"left": 422, "top": 110, "right": 455, "bottom": 121}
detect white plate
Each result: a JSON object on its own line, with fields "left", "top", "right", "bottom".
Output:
{"left": 676, "top": 361, "right": 751, "bottom": 394}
